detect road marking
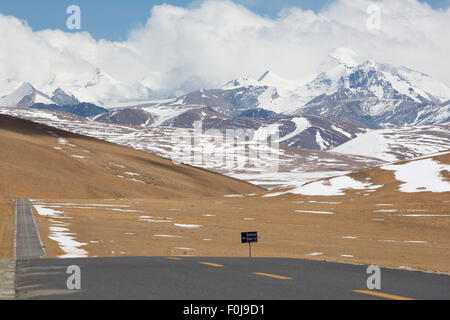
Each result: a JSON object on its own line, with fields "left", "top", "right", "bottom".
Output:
{"left": 252, "top": 272, "right": 292, "bottom": 280}
{"left": 353, "top": 290, "right": 415, "bottom": 300}
{"left": 167, "top": 257, "right": 182, "bottom": 260}
{"left": 199, "top": 262, "right": 224, "bottom": 268}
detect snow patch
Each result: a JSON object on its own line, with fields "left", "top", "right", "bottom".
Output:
{"left": 295, "top": 210, "right": 335, "bottom": 215}
{"left": 32, "top": 203, "right": 87, "bottom": 258}
{"left": 288, "top": 176, "right": 382, "bottom": 196}
{"left": 174, "top": 224, "right": 202, "bottom": 229}
{"left": 382, "top": 158, "right": 450, "bottom": 192}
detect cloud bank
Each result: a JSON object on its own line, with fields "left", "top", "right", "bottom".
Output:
{"left": 0, "top": 0, "right": 449, "bottom": 104}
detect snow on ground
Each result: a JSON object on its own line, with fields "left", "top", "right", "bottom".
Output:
{"left": 331, "top": 125, "right": 353, "bottom": 138}
{"left": 174, "top": 224, "right": 202, "bottom": 228}
{"left": 31, "top": 201, "right": 155, "bottom": 258}
{"left": 382, "top": 158, "right": 450, "bottom": 192}
{"left": 109, "top": 208, "right": 144, "bottom": 213}
{"left": 139, "top": 216, "right": 173, "bottom": 223}
{"left": 238, "top": 170, "right": 353, "bottom": 190}
{"left": 315, "top": 131, "right": 329, "bottom": 150}
{"left": 116, "top": 174, "right": 146, "bottom": 184}
{"left": 129, "top": 178, "right": 145, "bottom": 184}
{"left": 141, "top": 105, "right": 198, "bottom": 127}
{"left": 278, "top": 117, "right": 310, "bottom": 143}
{"left": 57, "top": 138, "right": 77, "bottom": 148}
{"left": 32, "top": 202, "right": 88, "bottom": 258}
{"left": 124, "top": 172, "right": 140, "bottom": 176}
{"left": 332, "top": 125, "right": 450, "bottom": 162}
{"left": 109, "top": 162, "right": 126, "bottom": 168}
{"left": 295, "top": 210, "right": 335, "bottom": 215}
{"left": 278, "top": 176, "right": 382, "bottom": 196}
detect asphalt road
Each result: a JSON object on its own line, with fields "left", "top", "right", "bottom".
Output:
{"left": 15, "top": 198, "right": 45, "bottom": 259}
{"left": 13, "top": 198, "right": 450, "bottom": 300}
{"left": 15, "top": 256, "right": 450, "bottom": 300}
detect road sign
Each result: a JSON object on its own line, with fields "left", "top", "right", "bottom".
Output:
{"left": 241, "top": 232, "right": 258, "bottom": 243}
{"left": 241, "top": 232, "right": 258, "bottom": 258}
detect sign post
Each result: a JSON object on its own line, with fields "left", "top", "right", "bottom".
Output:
{"left": 241, "top": 232, "right": 258, "bottom": 258}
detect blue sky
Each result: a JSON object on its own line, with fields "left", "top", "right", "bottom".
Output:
{"left": 0, "top": 0, "right": 448, "bottom": 41}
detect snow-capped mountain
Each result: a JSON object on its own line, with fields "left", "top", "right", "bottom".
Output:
{"left": 51, "top": 88, "right": 80, "bottom": 106}
{"left": 0, "top": 82, "right": 81, "bottom": 108}
{"left": 266, "top": 48, "right": 450, "bottom": 114}
{"left": 88, "top": 48, "right": 450, "bottom": 150}
{"left": 0, "top": 82, "right": 54, "bottom": 107}
{"left": 0, "top": 82, "right": 108, "bottom": 118}
{"left": 42, "top": 68, "right": 155, "bottom": 106}
{"left": 2, "top": 47, "right": 449, "bottom": 153}
{"left": 162, "top": 85, "right": 279, "bottom": 118}
{"left": 173, "top": 48, "right": 450, "bottom": 128}
{"left": 0, "top": 68, "right": 158, "bottom": 107}
{"left": 294, "top": 48, "right": 450, "bottom": 128}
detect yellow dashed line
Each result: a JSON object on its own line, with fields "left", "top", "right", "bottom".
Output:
{"left": 199, "top": 262, "right": 224, "bottom": 268}
{"left": 353, "top": 290, "right": 415, "bottom": 300}
{"left": 167, "top": 257, "right": 182, "bottom": 260}
{"left": 252, "top": 272, "right": 292, "bottom": 280}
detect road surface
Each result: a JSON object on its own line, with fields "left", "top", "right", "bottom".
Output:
{"left": 15, "top": 256, "right": 450, "bottom": 300}
{"left": 15, "top": 198, "right": 44, "bottom": 259}
{"left": 13, "top": 198, "right": 450, "bottom": 300}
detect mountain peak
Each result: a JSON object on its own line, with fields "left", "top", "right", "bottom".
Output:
{"left": 0, "top": 82, "right": 35, "bottom": 107}
{"left": 222, "top": 75, "right": 259, "bottom": 90}
{"left": 51, "top": 88, "right": 80, "bottom": 106}
{"left": 328, "top": 47, "right": 362, "bottom": 68}
{"left": 13, "top": 82, "right": 35, "bottom": 97}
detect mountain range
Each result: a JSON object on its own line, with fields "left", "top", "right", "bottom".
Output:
{"left": 1, "top": 48, "right": 449, "bottom": 151}
{"left": 137, "top": 47, "right": 450, "bottom": 129}
{"left": 0, "top": 82, "right": 108, "bottom": 117}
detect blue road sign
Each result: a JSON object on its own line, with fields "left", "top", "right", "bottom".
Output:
{"left": 241, "top": 232, "right": 258, "bottom": 244}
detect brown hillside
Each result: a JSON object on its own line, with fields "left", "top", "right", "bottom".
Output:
{"left": 0, "top": 114, "right": 261, "bottom": 200}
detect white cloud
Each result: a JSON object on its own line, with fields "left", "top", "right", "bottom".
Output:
{"left": 0, "top": 0, "right": 449, "bottom": 105}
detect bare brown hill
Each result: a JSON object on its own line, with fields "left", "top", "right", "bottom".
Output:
{"left": 0, "top": 114, "right": 261, "bottom": 200}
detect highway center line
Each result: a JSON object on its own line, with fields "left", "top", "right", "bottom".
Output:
{"left": 199, "top": 262, "right": 224, "bottom": 268}
{"left": 252, "top": 272, "right": 293, "bottom": 280}
{"left": 167, "top": 257, "right": 183, "bottom": 260}
{"left": 353, "top": 290, "right": 415, "bottom": 300}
